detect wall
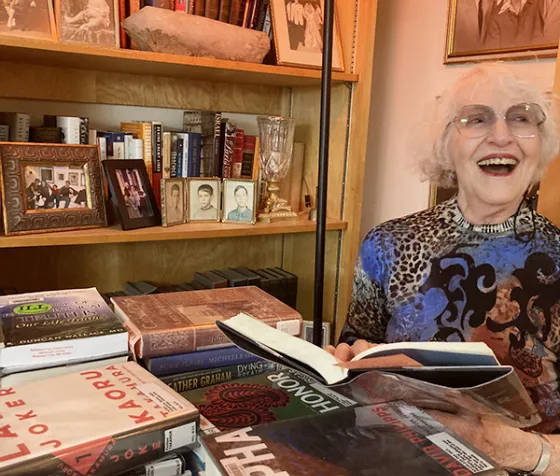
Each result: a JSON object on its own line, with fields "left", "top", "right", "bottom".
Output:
{"left": 360, "top": 0, "right": 556, "bottom": 239}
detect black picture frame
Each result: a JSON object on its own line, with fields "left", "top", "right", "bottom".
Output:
{"left": 103, "top": 159, "right": 161, "bottom": 230}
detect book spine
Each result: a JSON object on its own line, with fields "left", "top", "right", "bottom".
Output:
{"left": 8, "top": 415, "right": 199, "bottom": 476}
{"left": 222, "top": 123, "right": 236, "bottom": 179}
{"left": 57, "top": 117, "right": 81, "bottom": 144}
{"left": 0, "top": 125, "right": 9, "bottom": 141}
{"left": 142, "top": 315, "right": 301, "bottom": 357}
{"left": 8, "top": 113, "right": 30, "bottom": 142}
{"left": 161, "top": 178, "right": 168, "bottom": 226}
{"left": 240, "top": 135, "right": 256, "bottom": 178}
{"left": 176, "top": 136, "right": 184, "bottom": 178}
{"left": 204, "top": 0, "right": 219, "bottom": 19}
{"left": 152, "top": 122, "right": 163, "bottom": 174}
{"left": 142, "top": 123, "right": 153, "bottom": 183}
{"left": 232, "top": 130, "right": 244, "bottom": 178}
{"left": 162, "top": 132, "right": 171, "bottom": 179}
{"left": 160, "top": 361, "right": 278, "bottom": 393}
{"left": 189, "top": 132, "right": 201, "bottom": 177}
{"left": 193, "top": 0, "right": 205, "bottom": 15}
{"left": 182, "top": 134, "right": 190, "bottom": 178}
{"left": 170, "top": 133, "right": 178, "bottom": 178}
{"left": 119, "top": 0, "right": 129, "bottom": 48}
{"left": 217, "top": 0, "right": 230, "bottom": 22}
{"left": 144, "top": 346, "right": 263, "bottom": 376}
{"left": 212, "top": 113, "right": 222, "bottom": 177}
{"left": 175, "top": 0, "right": 186, "bottom": 10}
{"left": 79, "top": 117, "right": 89, "bottom": 145}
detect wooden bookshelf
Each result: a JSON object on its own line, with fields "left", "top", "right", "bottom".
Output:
{"left": 0, "top": 218, "right": 347, "bottom": 249}
{"left": 0, "top": 37, "right": 359, "bottom": 88}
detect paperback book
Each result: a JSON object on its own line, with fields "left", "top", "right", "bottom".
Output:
{"left": 0, "top": 288, "right": 129, "bottom": 375}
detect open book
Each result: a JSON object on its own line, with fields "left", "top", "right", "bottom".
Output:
{"left": 217, "top": 313, "right": 541, "bottom": 428}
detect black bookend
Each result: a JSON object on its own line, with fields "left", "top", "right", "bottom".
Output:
{"left": 251, "top": 269, "right": 282, "bottom": 301}
{"left": 212, "top": 269, "right": 248, "bottom": 287}
{"left": 261, "top": 269, "right": 288, "bottom": 305}
{"left": 130, "top": 281, "right": 158, "bottom": 295}
{"left": 193, "top": 271, "right": 228, "bottom": 289}
{"left": 270, "top": 267, "right": 298, "bottom": 309}
{"left": 178, "top": 282, "right": 195, "bottom": 291}
{"left": 233, "top": 267, "right": 262, "bottom": 287}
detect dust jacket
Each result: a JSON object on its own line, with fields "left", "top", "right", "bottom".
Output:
{"left": 0, "top": 361, "right": 199, "bottom": 476}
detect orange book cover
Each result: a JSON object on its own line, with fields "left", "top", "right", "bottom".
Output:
{"left": 0, "top": 362, "right": 199, "bottom": 476}
{"left": 112, "top": 286, "right": 302, "bottom": 359}
{"left": 120, "top": 122, "right": 153, "bottom": 183}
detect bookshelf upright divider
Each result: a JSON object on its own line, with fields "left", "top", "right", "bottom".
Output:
{"left": 0, "top": 0, "right": 377, "bottom": 340}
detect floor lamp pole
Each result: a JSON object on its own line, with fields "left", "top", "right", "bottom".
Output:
{"left": 313, "top": 0, "right": 335, "bottom": 347}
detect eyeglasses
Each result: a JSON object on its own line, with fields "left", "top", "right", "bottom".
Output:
{"left": 452, "top": 103, "right": 546, "bottom": 139}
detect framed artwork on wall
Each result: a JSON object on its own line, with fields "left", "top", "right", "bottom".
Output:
{"left": 270, "top": 0, "right": 344, "bottom": 70}
{"left": 445, "top": 0, "right": 560, "bottom": 63}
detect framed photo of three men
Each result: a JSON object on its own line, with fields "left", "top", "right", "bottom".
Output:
{"left": 446, "top": 0, "right": 560, "bottom": 63}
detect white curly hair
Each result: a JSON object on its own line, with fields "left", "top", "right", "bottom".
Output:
{"left": 415, "top": 63, "right": 559, "bottom": 189}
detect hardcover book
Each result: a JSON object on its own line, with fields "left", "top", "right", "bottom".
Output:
{"left": 143, "top": 345, "right": 262, "bottom": 377}
{"left": 0, "top": 288, "right": 129, "bottom": 375}
{"left": 112, "top": 286, "right": 302, "bottom": 359}
{"left": 0, "top": 362, "right": 199, "bottom": 476}
{"left": 202, "top": 402, "right": 506, "bottom": 476}
{"left": 183, "top": 367, "right": 359, "bottom": 433}
{"left": 161, "top": 360, "right": 278, "bottom": 394}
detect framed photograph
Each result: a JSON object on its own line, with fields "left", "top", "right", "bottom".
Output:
{"left": 103, "top": 159, "right": 161, "bottom": 230}
{"left": 302, "top": 320, "right": 330, "bottom": 347}
{"left": 40, "top": 166, "right": 54, "bottom": 183}
{"left": 445, "top": 0, "right": 560, "bottom": 63}
{"left": 0, "top": 143, "right": 107, "bottom": 236}
{"left": 161, "top": 178, "right": 185, "bottom": 227}
{"left": 222, "top": 179, "right": 257, "bottom": 224}
{"left": 270, "top": 0, "right": 344, "bottom": 70}
{"left": 0, "top": 0, "right": 57, "bottom": 41}
{"left": 56, "top": 0, "right": 120, "bottom": 47}
{"left": 187, "top": 178, "right": 221, "bottom": 222}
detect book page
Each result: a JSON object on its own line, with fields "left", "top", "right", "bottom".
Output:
{"left": 352, "top": 341, "right": 500, "bottom": 366}
{"left": 220, "top": 313, "right": 347, "bottom": 384}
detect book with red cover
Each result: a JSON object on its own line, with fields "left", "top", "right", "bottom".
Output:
{"left": 112, "top": 286, "right": 302, "bottom": 359}
{"left": 0, "top": 362, "right": 199, "bottom": 476}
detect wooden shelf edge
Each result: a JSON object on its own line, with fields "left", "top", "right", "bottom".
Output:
{"left": 0, "top": 218, "right": 347, "bottom": 248}
{"left": 0, "top": 36, "right": 359, "bottom": 87}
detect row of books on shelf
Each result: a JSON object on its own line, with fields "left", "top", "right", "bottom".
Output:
{"left": 0, "top": 110, "right": 306, "bottom": 235}
{"left": 0, "top": 283, "right": 519, "bottom": 474}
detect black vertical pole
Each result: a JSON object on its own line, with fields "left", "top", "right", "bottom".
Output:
{"left": 313, "top": 0, "right": 335, "bottom": 346}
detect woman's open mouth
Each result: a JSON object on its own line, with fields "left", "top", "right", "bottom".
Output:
{"left": 477, "top": 157, "right": 519, "bottom": 177}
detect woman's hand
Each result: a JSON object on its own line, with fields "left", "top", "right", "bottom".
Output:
{"left": 324, "top": 339, "right": 378, "bottom": 361}
{"left": 426, "top": 410, "right": 541, "bottom": 472}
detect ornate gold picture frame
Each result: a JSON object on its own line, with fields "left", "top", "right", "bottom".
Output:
{"left": 0, "top": 143, "right": 107, "bottom": 235}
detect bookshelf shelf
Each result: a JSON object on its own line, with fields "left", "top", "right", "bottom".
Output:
{"left": 0, "top": 217, "right": 347, "bottom": 248}
{"left": 0, "top": 37, "right": 358, "bottom": 87}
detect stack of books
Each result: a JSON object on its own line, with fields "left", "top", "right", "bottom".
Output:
{"left": 0, "top": 288, "right": 130, "bottom": 388}
{"left": 111, "top": 286, "right": 302, "bottom": 394}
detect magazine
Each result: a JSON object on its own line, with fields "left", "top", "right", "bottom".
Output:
{"left": 216, "top": 313, "right": 541, "bottom": 428}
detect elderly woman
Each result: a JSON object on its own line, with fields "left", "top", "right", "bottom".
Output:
{"left": 328, "top": 64, "right": 560, "bottom": 475}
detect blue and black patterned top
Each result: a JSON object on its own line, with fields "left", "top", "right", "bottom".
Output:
{"left": 340, "top": 198, "right": 560, "bottom": 432}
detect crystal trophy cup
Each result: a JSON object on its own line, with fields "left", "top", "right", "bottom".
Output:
{"left": 257, "top": 116, "right": 298, "bottom": 222}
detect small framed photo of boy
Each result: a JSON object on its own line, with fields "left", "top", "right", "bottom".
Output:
{"left": 222, "top": 179, "right": 257, "bottom": 224}
{"left": 187, "top": 178, "right": 221, "bottom": 222}
{"left": 161, "top": 178, "right": 185, "bottom": 227}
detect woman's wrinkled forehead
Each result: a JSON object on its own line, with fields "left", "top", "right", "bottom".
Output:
{"left": 452, "top": 75, "right": 536, "bottom": 112}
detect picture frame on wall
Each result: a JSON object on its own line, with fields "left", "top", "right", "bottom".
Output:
{"left": 187, "top": 178, "right": 221, "bottom": 223}
{"left": 270, "top": 0, "right": 344, "bottom": 70}
{"left": 0, "top": 143, "right": 107, "bottom": 236}
{"left": 103, "top": 159, "right": 161, "bottom": 230}
{"left": 445, "top": 0, "right": 560, "bottom": 63}
{"left": 161, "top": 178, "right": 185, "bottom": 227}
{"left": 222, "top": 179, "right": 257, "bottom": 224}
{"left": 0, "top": 0, "right": 57, "bottom": 41}
{"left": 56, "top": 0, "right": 120, "bottom": 47}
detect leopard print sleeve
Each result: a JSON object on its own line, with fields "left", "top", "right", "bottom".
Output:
{"left": 338, "top": 227, "right": 394, "bottom": 345}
